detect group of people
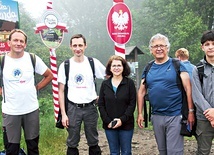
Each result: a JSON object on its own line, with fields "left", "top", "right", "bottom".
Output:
{"left": 0, "top": 28, "right": 213, "bottom": 155}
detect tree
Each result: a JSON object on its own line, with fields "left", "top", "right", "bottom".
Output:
{"left": 131, "top": 0, "right": 208, "bottom": 66}
{"left": 17, "top": 0, "right": 212, "bottom": 94}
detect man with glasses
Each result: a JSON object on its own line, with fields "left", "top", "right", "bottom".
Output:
{"left": 58, "top": 34, "right": 105, "bottom": 155}
{"left": 137, "top": 33, "right": 195, "bottom": 155}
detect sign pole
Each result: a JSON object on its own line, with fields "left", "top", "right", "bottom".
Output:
{"left": 34, "top": 1, "right": 68, "bottom": 122}
{"left": 113, "top": 0, "right": 125, "bottom": 58}
{"left": 50, "top": 48, "right": 59, "bottom": 121}
{"left": 46, "top": 2, "right": 59, "bottom": 122}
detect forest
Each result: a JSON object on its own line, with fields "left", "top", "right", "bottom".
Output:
{"left": 18, "top": 0, "right": 213, "bottom": 96}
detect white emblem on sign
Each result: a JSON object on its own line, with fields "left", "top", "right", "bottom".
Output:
{"left": 44, "top": 14, "right": 58, "bottom": 29}
{"left": 112, "top": 10, "right": 129, "bottom": 31}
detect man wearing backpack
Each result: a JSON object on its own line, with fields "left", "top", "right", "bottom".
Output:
{"left": 58, "top": 34, "right": 105, "bottom": 155}
{"left": 0, "top": 29, "right": 53, "bottom": 155}
{"left": 137, "top": 33, "right": 195, "bottom": 155}
{"left": 191, "top": 30, "right": 214, "bottom": 155}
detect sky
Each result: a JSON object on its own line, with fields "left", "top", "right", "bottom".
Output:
{"left": 16, "top": 0, "right": 50, "bottom": 18}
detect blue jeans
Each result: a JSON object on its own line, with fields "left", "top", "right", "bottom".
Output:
{"left": 105, "top": 129, "right": 133, "bottom": 155}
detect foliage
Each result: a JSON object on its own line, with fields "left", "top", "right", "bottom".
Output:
{"left": 17, "top": 0, "right": 213, "bottom": 88}
{"left": 133, "top": 0, "right": 210, "bottom": 66}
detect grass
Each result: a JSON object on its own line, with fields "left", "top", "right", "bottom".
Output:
{"left": 0, "top": 95, "right": 68, "bottom": 154}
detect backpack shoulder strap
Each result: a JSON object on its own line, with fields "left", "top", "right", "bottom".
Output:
{"left": 64, "top": 59, "right": 70, "bottom": 86}
{"left": 87, "top": 57, "right": 97, "bottom": 92}
{"left": 87, "top": 57, "right": 96, "bottom": 80}
{"left": 29, "top": 53, "right": 36, "bottom": 75}
{"left": 143, "top": 59, "right": 155, "bottom": 85}
{"left": 172, "top": 58, "right": 180, "bottom": 75}
{"left": 0, "top": 55, "right": 5, "bottom": 87}
{"left": 0, "top": 55, "right": 5, "bottom": 71}
{"left": 63, "top": 59, "right": 70, "bottom": 114}
{"left": 0, "top": 55, "right": 6, "bottom": 102}
{"left": 196, "top": 62, "right": 204, "bottom": 85}
{"left": 172, "top": 58, "right": 182, "bottom": 90}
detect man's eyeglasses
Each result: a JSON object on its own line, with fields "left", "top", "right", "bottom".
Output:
{"left": 151, "top": 45, "right": 167, "bottom": 49}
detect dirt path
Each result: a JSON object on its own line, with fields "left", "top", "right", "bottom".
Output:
{"left": 77, "top": 129, "right": 203, "bottom": 155}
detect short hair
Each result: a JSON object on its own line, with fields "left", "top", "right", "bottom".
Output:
{"left": 149, "top": 33, "right": 170, "bottom": 51}
{"left": 105, "top": 55, "right": 130, "bottom": 77}
{"left": 70, "top": 34, "right": 86, "bottom": 45}
{"left": 9, "top": 29, "right": 28, "bottom": 43}
{"left": 175, "top": 48, "right": 189, "bottom": 59}
{"left": 201, "top": 30, "right": 214, "bottom": 45}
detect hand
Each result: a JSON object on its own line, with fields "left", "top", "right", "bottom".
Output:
{"left": 204, "top": 108, "right": 214, "bottom": 121}
{"left": 137, "top": 114, "right": 144, "bottom": 129}
{"left": 187, "top": 112, "right": 195, "bottom": 130}
{"left": 108, "top": 118, "right": 122, "bottom": 129}
{"left": 62, "top": 114, "right": 69, "bottom": 128}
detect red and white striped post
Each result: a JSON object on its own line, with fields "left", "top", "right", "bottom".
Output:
{"left": 46, "top": 1, "right": 59, "bottom": 122}
{"left": 47, "top": 1, "right": 53, "bottom": 10}
{"left": 50, "top": 48, "right": 59, "bottom": 122}
{"left": 113, "top": 0, "right": 125, "bottom": 58}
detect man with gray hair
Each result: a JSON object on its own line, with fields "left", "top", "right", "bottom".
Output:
{"left": 137, "top": 33, "right": 195, "bottom": 155}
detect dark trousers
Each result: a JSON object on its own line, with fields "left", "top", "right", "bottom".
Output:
{"left": 67, "top": 145, "right": 101, "bottom": 155}
{"left": 4, "top": 134, "right": 39, "bottom": 155}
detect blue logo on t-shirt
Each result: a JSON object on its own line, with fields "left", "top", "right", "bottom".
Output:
{"left": 13, "top": 68, "right": 22, "bottom": 78}
{"left": 75, "top": 74, "right": 84, "bottom": 85}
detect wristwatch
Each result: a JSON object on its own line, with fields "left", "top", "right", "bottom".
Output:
{"left": 189, "top": 108, "right": 195, "bottom": 113}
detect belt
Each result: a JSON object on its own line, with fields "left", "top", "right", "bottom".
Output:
{"left": 69, "top": 100, "right": 95, "bottom": 108}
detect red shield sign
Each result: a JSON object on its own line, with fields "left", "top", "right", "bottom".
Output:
{"left": 107, "top": 3, "right": 132, "bottom": 44}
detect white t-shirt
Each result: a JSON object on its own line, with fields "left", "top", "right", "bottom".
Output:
{"left": 58, "top": 56, "right": 106, "bottom": 103}
{"left": 2, "top": 52, "right": 48, "bottom": 115}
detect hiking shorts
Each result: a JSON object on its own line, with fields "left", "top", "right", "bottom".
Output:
{"left": 2, "top": 109, "right": 40, "bottom": 143}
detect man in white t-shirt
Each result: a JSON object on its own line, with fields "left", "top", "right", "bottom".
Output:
{"left": 0, "top": 29, "right": 53, "bottom": 155}
{"left": 58, "top": 34, "right": 105, "bottom": 155}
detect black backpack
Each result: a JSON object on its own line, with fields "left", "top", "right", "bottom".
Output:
{"left": 56, "top": 57, "right": 96, "bottom": 129}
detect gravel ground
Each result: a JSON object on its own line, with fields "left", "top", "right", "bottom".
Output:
{"left": 76, "top": 129, "right": 213, "bottom": 155}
